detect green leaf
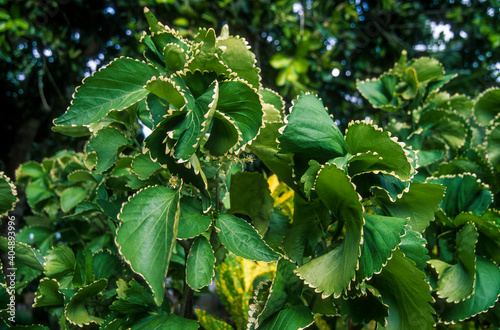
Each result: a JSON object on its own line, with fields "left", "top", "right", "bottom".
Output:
{"left": 474, "top": 87, "right": 500, "bottom": 126}
{"left": 131, "top": 152, "right": 162, "bottom": 180}
{"left": 435, "top": 223, "right": 478, "bottom": 303}
{"left": 15, "top": 161, "right": 46, "bottom": 182}
{"left": 292, "top": 58, "right": 308, "bottom": 74}
{"left": 482, "top": 300, "right": 500, "bottom": 327}
{"left": 336, "top": 284, "right": 388, "bottom": 325}
{"left": 65, "top": 279, "right": 107, "bottom": 326}
{"left": 186, "top": 236, "right": 215, "bottom": 291}
{"left": 93, "top": 250, "right": 121, "bottom": 280}
{"left": 54, "top": 58, "right": 159, "bottom": 127}
{"left": 357, "top": 214, "right": 407, "bottom": 281}
{"left": 418, "top": 109, "right": 469, "bottom": 150}
{"left": 44, "top": 245, "right": 75, "bottom": 279}
{"left": 401, "top": 67, "right": 418, "bottom": 100}
{"left": 300, "top": 160, "right": 322, "bottom": 199}
{"left": 0, "top": 237, "right": 44, "bottom": 273}
{"left": 229, "top": 172, "right": 274, "bottom": 235}
{"left": 283, "top": 196, "right": 327, "bottom": 265}
{"left": 139, "top": 94, "right": 167, "bottom": 130}
{"left": 144, "top": 116, "right": 207, "bottom": 190}
{"left": 214, "top": 80, "right": 263, "bottom": 151}
{"left": 16, "top": 226, "right": 53, "bottom": 255}
{"left": 429, "top": 92, "right": 473, "bottom": 118}
{"left": 131, "top": 314, "right": 199, "bottom": 329}
{"left": 178, "top": 196, "right": 212, "bottom": 239}
{"left": 279, "top": 93, "right": 346, "bottom": 161}
{"left": 24, "top": 177, "right": 54, "bottom": 214}
{"left": 439, "top": 256, "right": 500, "bottom": 324}
{"left": 296, "top": 164, "right": 363, "bottom": 298}
{"left": 116, "top": 185, "right": 180, "bottom": 305}
{"left": 171, "top": 80, "right": 218, "bottom": 161}
{"left": 346, "top": 120, "right": 413, "bottom": 180}
{"left": 60, "top": 186, "right": 87, "bottom": 212}
{"left": 67, "top": 169, "right": 97, "bottom": 182}
{"left": 436, "top": 158, "right": 486, "bottom": 178}
{"left": 33, "top": 278, "right": 64, "bottom": 308}
{"left": 373, "top": 182, "right": 445, "bottom": 232}
{"left": 141, "top": 32, "right": 165, "bottom": 70}
{"left": 416, "top": 149, "right": 446, "bottom": 167}
{"left": 187, "top": 28, "right": 230, "bottom": 76}
{"left": 247, "top": 122, "right": 298, "bottom": 193}
{"left": 409, "top": 57, "right": 444, "bottom": 83}
{"left": 151, "top": 29, "right": 190, "bottom": 55}
{"left": 52, "top": 124, "right": 91, "bottom": 137}
{"left": 145, "top": 75, "right": 186, "bottom": 110}
{"left": 88, "top": 127, "right": 130, "bottom": 173}
{"left": 398, "top": 230, "right": 430, "bottom": 271}
{"left": 217, "top": 36, "right": 260, "bottom": 89}
{"left": 163, "top": 43, "right": 188, "bottom": 72}
{"left": 259, "top": 305, "right": 314, "bottom": 330}
{"left": 356, "top": 74, "right": 398, "bottom": 111}
{"left": 0, "top": 283, "right": 8, "bottom": 309}
{"left": 454, "top": 211, "right": 500, "bottom": 264}
{"left": 269, "top": 53, "right": 293, "bottom": 69}
{"left": 486, "top": 123, "right": 500, "bottom": 170}
{"left": 110, "top": 278, "right": 157, "bottom": 314}
{"left": 73, "top": 248, "right": 95, "bottom": 287}
{"left": 0, "top": 172, "right": 17, "bottom": 216}
{"left": 426, "top": 174, "right": 492, "bottom": 218}
{"left": 215, "top": 214, "right": 279, "bottom": 262}
{"left": 372, "top": 250, "right": 435, "bottom": 329}
{"left": 203, "top": 111, "right": 240, "bottom": 156}
{"left": 195, "top": 309, "right": 233, "bottom": 329}
{"left": 144, "top": 7, "right": 164, "bottom": 33}
{"left": 260, "top": 88, "right": 285, "bottom": 122}
{"left": 263, "top": 209, "right": 291, "bottom": 254}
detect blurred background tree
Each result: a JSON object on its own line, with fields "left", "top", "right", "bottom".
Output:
{"left": 1, "top": 0, "right": 499, "bottom": 178}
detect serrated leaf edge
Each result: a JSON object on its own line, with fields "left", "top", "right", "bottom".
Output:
{"left": 0, "top": 172, "right": 18, "bottom": 217}
{"left": 114, "top": 185, "right": 180, "bottom": 305}
{"left": 64, "top": 279, "right": 108, "bottom": 326}
{"left": 186, "top": 236, "right": 216, "bottom": 291}
{"left": 53, "top": 56, "right": 157, "bottom": 128}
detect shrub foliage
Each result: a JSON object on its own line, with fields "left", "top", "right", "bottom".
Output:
{"left": 1, "top": 9, "right": 499, "bottom": 329}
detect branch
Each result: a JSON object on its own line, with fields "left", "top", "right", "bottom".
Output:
{"left": 38, "top": 71, "right": 51, "bottom": 112}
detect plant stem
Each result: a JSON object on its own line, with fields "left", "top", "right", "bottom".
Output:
{"left": 94, "top": 215, "right": 108, "bottom": 234}
{"left": 215, "top": 166, "right": 221, "bottom": 213}
{"left": 180, "top": 239, "right": 194, "bottom": 319}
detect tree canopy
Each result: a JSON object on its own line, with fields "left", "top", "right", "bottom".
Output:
{"left": 1, "top": 0, "right": 499, "bottom": 176}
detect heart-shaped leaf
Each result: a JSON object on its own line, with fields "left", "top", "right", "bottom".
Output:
{"left": 279, "top": 93, "right": 346, "bottom": 161}
{"left": 54, "top": 57, "right": 159, "bottom": 127}
{"left": 116, "top": 185, "right": 180, "bottom": 305}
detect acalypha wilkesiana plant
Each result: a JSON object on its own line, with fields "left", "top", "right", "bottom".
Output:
{"left": 0, "top": 8, "right": 499, "bottom": 329}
